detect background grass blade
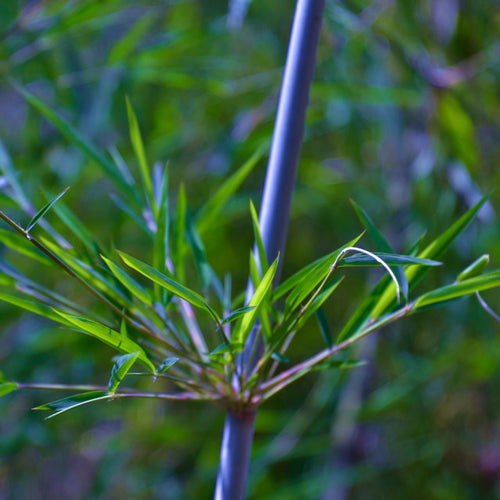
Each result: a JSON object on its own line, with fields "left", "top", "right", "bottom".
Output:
{"left": 195, "top": 148, "right": 264, "bottom": 235}
{"left": 12, "top": 82, "right": 138, "bottom": 203}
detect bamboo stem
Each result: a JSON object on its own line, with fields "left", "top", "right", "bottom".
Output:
{"left": 215, "top": 1, "right": 326, "bottom": 498}
{"left": 214, "top": 410, "right": 256, "bottom": 500}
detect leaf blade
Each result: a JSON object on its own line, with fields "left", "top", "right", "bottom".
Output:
{"left": 108, "top": 352, "right": 140, "bottom": 394}
{"left": 118, "top": 250, "right": 220, "bottom": 322}
{"left": 34, "top": 391, "right": 110, "bottom": 419}
{"left": 26, "top": 187, "right": 70, "bottom": 233}
{"left": 235, "top": 257, "right": 279, "bottom": 345}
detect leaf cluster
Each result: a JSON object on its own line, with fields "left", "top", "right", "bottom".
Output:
{"left": 0, "top": 90, "right": 498, "bottom": 419}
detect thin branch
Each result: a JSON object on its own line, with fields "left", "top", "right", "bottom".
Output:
{"left": 258, "top": 304, "right": 412, "bottom": 402}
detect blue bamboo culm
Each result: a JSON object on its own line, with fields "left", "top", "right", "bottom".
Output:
{"left": 214, "top": 1, "right": 326, "bottom": 498}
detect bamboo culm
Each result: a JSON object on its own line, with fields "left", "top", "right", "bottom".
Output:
{"left": 214, "top": 1, "right": 326, "bottom": 499}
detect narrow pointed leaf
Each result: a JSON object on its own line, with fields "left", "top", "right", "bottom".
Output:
{"left": 413, "top": 271, "right": 500, "bottom": 309}
{"left": 39, "top": 237, "right": 128, "bottom": 305}
{"left": 271, "top": 352, "right": 290, "bottom": 364}
{"left": 172, "top": 184, "right": 186, "bottom": 282}
{"left": 0, "top": 137, "right": 31, "bottom": 210}
{"left": 369, "top": 196, "right": 489, "bottom": 321}
{"left": 235, "top": 257, "right": 278, "bottom": 345}
{"left": 101, "top": 255, "right": 152, "bottom": 305}
{"left": 13, "top": 82, "right": 137, "bottom": 202}
{"left": 185, "top": 212, "right": 212, "bottom": 289}
{"left": 313, "top": 359, "right": 367, "bottom": 371}
{"left": 49, "top": 199, "right": 101, "bottom": 258}
{"left": 315, "top": 309, "right": 332, "bottom": 348}
{"left": 0, "top": 228, "right": 52, "bottom": 265}
{"left": 209, "top": 342, "right": 243, "bottom": 356}
{"left": 117, "top": 251, "right": 220, "bottom": 322}
{"left": 153, "top": 165, "right": 169, "bottom": 300}
{"left": 157, "top": 357, "right": 179, "bottom": 374}
{"left": 0, "top": 292, "right": 75, "bottom": 325}
{"left": 274, "top": 232, "right": 364, "bottom": 302}
{"left": 457, "top": 254, "right": 489, "bottom": 281}
{"left": 196, "top": 148, "right": 264, "bottom": 234}
{"left": 53, "top": 310, "right": 155, "bottom": 373}
{"left": 34, "top": 391, "right": 110, "bottom": 419}
{"left": 221, "top": 306, "right": 255, "bottom": 326}
{"left": 295, "top": 276, "right": 345, "bottom": 330}
{"left": 126, "top": 97, "right": 154, "bottom": 211}
{"left": 108, "top": 352, "right": 140, "bottom": 394}
{"left": 26, "top": 187, "right": 69, "bottom": 233}
{"left": 350, "top": 199, "right": 392, "bottom": 253}
{"left": 249, "top": 200, "right": 269, "bottom": 274}
{"left": 0, "top": 371, "right": 18, "bottom": 398}
{"left": 339, "top": 253, "right": 441, "bottom": 267}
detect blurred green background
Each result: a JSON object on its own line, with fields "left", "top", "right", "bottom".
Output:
{"left": 0, "top": 1, "right": 499, "bottom": 498}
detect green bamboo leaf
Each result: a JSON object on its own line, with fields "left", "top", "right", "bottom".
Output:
{"left": 271, "top": 352, "right": 290, "bottom": 364}
{"left": 101, "top": 255, "right": 152, "bottom": 305}
{"left": 117, "top": 250, "right": 220, "bottom": 322}
{"left": 368, "top": 196, "right": 489, "bottom": 321}
{"left": 153, "top": 165, "right": 169, "bottom": 301}
{"left": 34, "top": 391, "right": 110, "bottom": 419}
{"left": 0, "top": 263, "right": 88, "bottom": 316}
{"left": 288, "top": 246, "right": 381, "bottom": 314}
{"left": 247, "top": 253, "right": 273, "bottom": 338}
{"left": 0, "top": 137, "right": 31, "bottom": 210}
{"left": 350, "top": 199, "right": 392, "bottom": 253}
{"left": 457, "top": 254, "right": 489, "bottom": 281}
{"left": 107, "top": 352, "right": 140, "bottom": 394}
{"left": 110, "top": 193, "right": 148, "bottom": 234}
{"left": 249, "top": 200, "right": 269, "bottom": 275}
{"left": 413, "top": 271, "right": 500, "bottom": 309}
{"left": 40, "top": 237, "right": 128, "bottom": 305}
{"left": 235, "top": 257, "right": 278, "bottom": 345}
{"left": 26, "top": 187, "right": 69, "bottom": 233}
{"left": 196, "top": 148, "right": 264, "bottom": 235}
{"left": 49, "top": 198, "right": 101, "bottom": 258}
{"left": 0, "top": 292, "right": 75, "bottom": 325}
{"left": 312, "top": 359, "right": 367, "bottom": 371}
{"left": 53, "top": 310, "right": 156, "bottom": 373}
{"left": 315, "top": 309, "right": 332, "bottom": 348}
{"left": 274, "top": 232, "right": 364, "bottom": 302}
{"left": 126, "top": 97, "right": 155, "bottom": 212}
{"left": 12, "top": 82, "right": 137, "bottom": 202}
{"left": 350, "top": 199, "right": 410, "bottom": 301}
{"left": 185, "top": 212, "right": 212, "bottom": 289}
{"left": 0, "top": 228, "right": 52, "bottom": 265}
{"left": 209, "top": 342, "right": 243, "bottom": 357}
{"left": 172, "top": 184, "right": 186, "bottom": 282}
{"left": 248, "top": 251, "right": 261, "bottom": 289}
{"left": 157, "top": 357, "right": 179, "bottom": 374}
{"left": 221, "top": 306, "right": 255, "bottom": 326}
{"left": 338, "top": 253, "right": 441, "bottom": 267}
{"left": 0, "top": 371, "right": 18, "bottom": 398}
{"left": 294, "top": 277, "right": 344, "bottom": 332}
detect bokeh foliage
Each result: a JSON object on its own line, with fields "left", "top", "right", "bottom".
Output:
{"left": 0, "top": 1, "right": 499, "bottom": 499}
